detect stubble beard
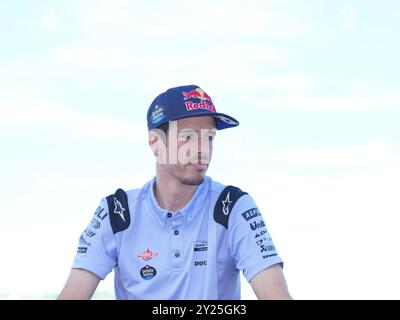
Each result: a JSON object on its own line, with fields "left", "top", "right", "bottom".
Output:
{"left": 166, "top": 163, "right": 208, "bottom": 186}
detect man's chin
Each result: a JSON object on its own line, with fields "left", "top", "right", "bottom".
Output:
{"left": 181, "top": 176, "right": 205, "bottom": 186}
{"left": 179, "top": 171, "right": 206, "bottom": 186}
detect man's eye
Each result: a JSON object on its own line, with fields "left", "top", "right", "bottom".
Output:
{"left": 185, "top": 135, "right": 191, "bottom": 141}
{"left": 208, "top": 135, "right": 214, "bottom": 142}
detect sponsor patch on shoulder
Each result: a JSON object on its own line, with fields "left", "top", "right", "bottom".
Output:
{"left": 90, "top": 218, "right": 101, "bottom": 229}
{"left": 79, "top": 235, "right": 91, "bottom": 246}
{"left": 77, "top": 247, "right": 88, "bottom": 254}
{"left": 254, "top": 229, "right": 267, "bottom": 238}
{"left": 84, "top": 228, "right": 96, "bottom": 237}
{"left": 241, "top": 207, "right": 261, "bottom": 221}
{"left": 94, "top": 206, "right": 108, "bottom": 220}
{"left": 250, "top": 219, "right": 266, "bottom": 231}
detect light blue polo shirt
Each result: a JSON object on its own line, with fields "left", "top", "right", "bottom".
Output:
{"left": 72, "top": 176, "right": 283, "bottom": 299}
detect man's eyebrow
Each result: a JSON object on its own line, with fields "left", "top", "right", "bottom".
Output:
{"left": 179, "top": 128, "right": 197, "bottom": 134}
{"left": 179, "top": 128, "right": 217, "bottom": 134}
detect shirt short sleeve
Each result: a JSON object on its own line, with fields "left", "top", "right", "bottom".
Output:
{"left": 72, "top": 198, "right": 118, "bottom": 280}
{"left": 228, "top": 194, "right": 284, "bottom": 282}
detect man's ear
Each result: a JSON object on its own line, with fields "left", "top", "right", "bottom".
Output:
{"left": 148, "top": 130, "right": 159, "bottom": 156}
{"left": 148, "top": 129, "right": 167, "bottom": 164}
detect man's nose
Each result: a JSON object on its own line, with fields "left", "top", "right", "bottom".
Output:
{"left": 197, "top": 139, "right": 211, "bottom": 159}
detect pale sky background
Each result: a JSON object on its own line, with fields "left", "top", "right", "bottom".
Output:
{"left": 0, "top": 0, "right": 399, "bottom": 299}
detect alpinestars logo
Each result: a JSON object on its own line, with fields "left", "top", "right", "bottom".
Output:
{"left": 222, "top": 192, "right": 232, "bottom": 215}
{"left": 114, "top": 197, "right": 126, "bottom": 222}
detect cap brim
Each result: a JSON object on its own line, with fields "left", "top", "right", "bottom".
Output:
{"left": 156, "top": 112, "right": 238, "bottom": 130}
{"left": 212, "top": 113, "right": 239, "bottom": 130}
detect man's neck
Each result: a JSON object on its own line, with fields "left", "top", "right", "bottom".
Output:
{"left": 154, "top": 170, "right": 199, "bottom": 212}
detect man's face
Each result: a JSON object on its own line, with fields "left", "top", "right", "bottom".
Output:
{"left": 150, "top": 116, "right": 216, "bottom": 186}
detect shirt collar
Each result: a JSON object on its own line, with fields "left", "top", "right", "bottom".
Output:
{"left": 147, "top": 176, "right": 210, "bottom": 226}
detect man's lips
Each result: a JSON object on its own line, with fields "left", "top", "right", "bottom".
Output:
{"left": 186, "top": 163, "right": 208, "bottom": 170}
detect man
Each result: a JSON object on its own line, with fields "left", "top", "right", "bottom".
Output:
{"left": 58, "top": 85, "right": 292, "bottom": 300}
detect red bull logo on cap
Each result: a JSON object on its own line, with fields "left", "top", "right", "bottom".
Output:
{"left": 182, "top": 87, "right": 216, "bottom": 113}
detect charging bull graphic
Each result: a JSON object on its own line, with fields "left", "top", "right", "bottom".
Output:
{"left": 182, "top": 87, "right": 216, "bottom": 113}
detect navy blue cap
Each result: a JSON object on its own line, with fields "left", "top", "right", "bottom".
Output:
{"left": 147, "top": 85, "right": 239, "bottom": 130}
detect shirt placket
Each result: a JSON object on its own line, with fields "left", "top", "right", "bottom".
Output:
{"left": 168, "top": 212, "right": 184, "bottom": 270}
